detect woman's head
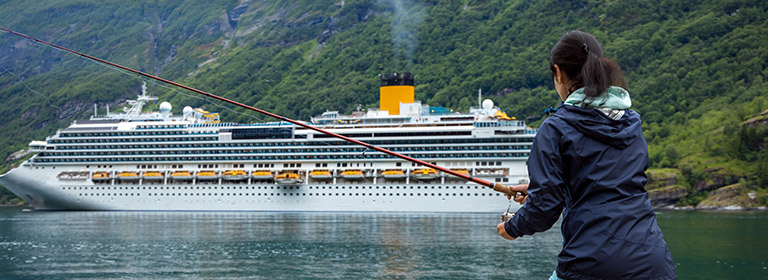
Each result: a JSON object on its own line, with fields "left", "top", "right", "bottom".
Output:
{"left": 549, "top": 30, "right": 625, "bottom": 101}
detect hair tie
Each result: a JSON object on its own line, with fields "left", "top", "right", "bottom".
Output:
{"left": 582, "top": 43, "right": 589, "bottom": 54}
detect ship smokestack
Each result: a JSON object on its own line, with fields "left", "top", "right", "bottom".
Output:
{"left": 379, "top": 72, "right": 414, "bottom": 115}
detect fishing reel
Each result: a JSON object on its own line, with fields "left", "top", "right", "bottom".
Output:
{"left": 496, "top": 179, "right": 528, "bottom": 222}
{"left": 501, "top": 203, "right": 514, "bottom": 222}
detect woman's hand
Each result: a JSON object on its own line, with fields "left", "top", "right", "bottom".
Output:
{"left": 506, "top": 184, "right": 529, "bottom": 205}
{"left": 497, "top": 222, "right": 515, "bottom": 240}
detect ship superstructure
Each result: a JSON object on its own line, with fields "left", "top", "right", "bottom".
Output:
{"left": 0, "top": 74, "right": 535, "bottom": 211}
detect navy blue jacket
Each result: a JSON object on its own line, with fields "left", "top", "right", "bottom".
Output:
{"left": 504, "top": 104, "right": 676, "bottom": 280}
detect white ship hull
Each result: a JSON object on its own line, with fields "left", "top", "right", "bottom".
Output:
{"left": 0, "top": 165, "right": 515, "bottom": 212}
{"left": 0, "top": 81, "right": 535, "bottom": 213}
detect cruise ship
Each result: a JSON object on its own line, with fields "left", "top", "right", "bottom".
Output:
{"left": 0, "top": 73, "right": 535, "bottom": 212}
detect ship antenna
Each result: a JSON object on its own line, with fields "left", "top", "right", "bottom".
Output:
{"left": 0, "top": 27, "right": 523, "bottom": 198}
{"left": 478, "top": 88, "right": 482, "bottom": 108}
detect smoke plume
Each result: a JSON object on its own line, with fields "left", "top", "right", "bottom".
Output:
{"left": 382, "top": 0, "right": 424, "bottom": 71}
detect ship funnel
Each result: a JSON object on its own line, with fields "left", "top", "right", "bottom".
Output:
{"left": 380, "top": 72, "right": 414, "bottom": 115}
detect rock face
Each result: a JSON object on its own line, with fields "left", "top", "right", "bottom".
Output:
{"left": 696, "top": 184, "right": 751, "bottom": 210}
{"left": 646, "top": 170, "right": 678, "bottom": 190}
{"left": 648, "top": 185, "right": 687, "bottom": 208}
{"left": 645, "top": 170, "right": 685, "bottom": 207}
{"left": 694, "top": 169, "right": 739, "bottom": 192}
{"left": 4, "top": 149, "right": 28, "bottom": 162}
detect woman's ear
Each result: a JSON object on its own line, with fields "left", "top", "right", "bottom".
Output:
{"left": 553, "top": 64, "right": 570, "bottom": 101}
{"left": 553, "top": 64, "right": 563, "bottom": 83}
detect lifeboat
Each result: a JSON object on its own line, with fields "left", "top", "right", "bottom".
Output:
{"left": 196, "top": 170, "right": 219, "bottom": 180}
{"left": 449, "top": 169, "right": 470, "bottom": 177}
{"left": 117, "top": 171, "right": 139, "bottom": 181}
{"left": 381, "top": 169, "right": 406, "bottom": 180}
{"left": 476, "top": 169, "right": 505, "bottom": 176}
{"left": 58, "top": 171, "right": 89, "bottom": 180}
{"left": 340, "top": 169, "right": 365, "bottom": 180}
{"left": 91, "top": 171, "right": 111, "bottom": 181}
{"left": 169, "top": 170, "right": 193, "bottom": 180}
{"left": 222, "top": 170, "right": 247, "bottom": 181}
{"left": 274, "top": 172, "right": 302, "bottom": 184}
{"left": 142, "top": 171, "right": 164, "bottom": 180}
{"left": 309, "top": 170, "right": 333, "bottom": 180}
{"left": 251, "top": 170, "right": 273, "bottom": 180}
{"left": 410, "top": 168, "right": 439, "bottom": 180}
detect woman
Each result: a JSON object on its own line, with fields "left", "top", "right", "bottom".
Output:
{"left": 496, "top": 30, "right": 676, "bottom": 280}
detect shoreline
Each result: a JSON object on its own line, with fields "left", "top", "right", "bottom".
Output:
{"left": 3, "top": 204, "right": 767, "bottom": 211}
{"left": 0, "top": 204, "right": 26, "bottom": 208}
{"left": 654, "top": 205, "right": 768, "bottom": 211}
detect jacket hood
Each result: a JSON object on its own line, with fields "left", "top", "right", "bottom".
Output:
{"left": 556, "top": 104, "right": 643, "bottom": 149}
{"left": 564, "top": 86, "right": 631, "bottom": 109}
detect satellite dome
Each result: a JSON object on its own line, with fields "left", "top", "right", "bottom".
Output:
{"left": 183, "top": 106, "right": 193, "bottom": 116}
{"left": 482, "top": 99, "right": 494, "bottom": 110}
{"left": 159, "top": 101, "right": 172, "bottom": 112}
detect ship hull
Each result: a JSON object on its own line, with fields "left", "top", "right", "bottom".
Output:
{"left": 0, "top": 165, "right": 516, "bottom": 212}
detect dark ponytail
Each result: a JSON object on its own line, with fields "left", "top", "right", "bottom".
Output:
{"left": 549, "top": 30, "right": 625, "bottom": 102}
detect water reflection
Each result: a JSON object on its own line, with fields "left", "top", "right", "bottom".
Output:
{"left": 0, "top": 209, "right": 561, "bottom": 279}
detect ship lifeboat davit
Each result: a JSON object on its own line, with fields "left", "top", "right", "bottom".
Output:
{"left": 411, "top": 168, "right": 439, "bottom": 180}
{"left": 142, "top": 171, "right": 164, "bottom": 181}
{"left": 448, "top": 168, "right": 470, "bottom": 177}
{"left": 381, "top": 169, "right": 406, "bottom": 180}
{"left": 340, "top": 169, "right": 365, "bottom": 180}
{"left": 169, "top": 170, "right": 193, "bottom": 180}
{"left": 91, "top": 171, "right": 111, "bottom": 181}
{"left": 58, "top": 171, "right": 89, "bottom": 181}
{"left": 117, "top": 171, "right": 139, "bottom": 181}
{"left": 275, "top": 172, "right": 302, "bottom": 184}
{"left": 196, "top": 170, "right": 219, "bottom": 180}
{"left": 222, "top": 170, "right": 247, "bottom": 181}
{"left": 251, "top": 170, "right": 273, "bottom": 180}
{"left": 309, "top": 170, "right": 333, "bottom": 180}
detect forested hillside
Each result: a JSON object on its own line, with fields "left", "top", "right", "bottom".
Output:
{"left": 1, "top": 0, "right": 767, "bottom": 207}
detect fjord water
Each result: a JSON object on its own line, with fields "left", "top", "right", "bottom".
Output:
{"left": 0, "top": 208, "right": 765, "bottom": 279}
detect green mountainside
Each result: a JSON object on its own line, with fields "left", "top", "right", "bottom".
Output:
{"left": 1, "top": 0, "right": 767, "bottom": 207}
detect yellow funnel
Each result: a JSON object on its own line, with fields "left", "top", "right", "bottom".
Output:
{"left": 380, "top": 72, "right": 414, "bottom": 115}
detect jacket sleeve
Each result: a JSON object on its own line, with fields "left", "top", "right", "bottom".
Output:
{"left": 505, "top": 120, "right": 567, "bottom": 238}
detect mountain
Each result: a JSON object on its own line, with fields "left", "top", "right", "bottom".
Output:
{"left": 1, "top": 0, "right": 767, "bottom": 207}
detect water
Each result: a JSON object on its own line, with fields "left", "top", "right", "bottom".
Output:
{"left": 0, "top": 208, "right": 561, "bottom": 279}
{"left": 655, "top": 211, "right": 768, "bottom": 279}
{"left": 0, "top": 208, "right": 765, "bottom": 279}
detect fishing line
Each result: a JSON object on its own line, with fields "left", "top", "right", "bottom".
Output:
{"left": 78, "top": 56, "right": 267, "bottom": 123}
{"left": 0, "top": 65, "right": 62, "bottom": 112}
{"left": 0, "top": 27, "right": 522, "bottom": 197}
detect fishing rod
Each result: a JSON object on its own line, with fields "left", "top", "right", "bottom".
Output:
{"left": 0, "top": 27, "right": 523, "bottom": 198}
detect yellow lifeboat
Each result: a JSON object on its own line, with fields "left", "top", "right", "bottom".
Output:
{"left": 340, "top": 169, "right": 365, "bottom": 180}
{"left": 222, "top": 170, "right": 247, "bottom": 181}
{"left": 117, "top": 171, "right": 139, "bottom": 181}
{"left": 169, "top": 170, "right": 193, "bottom": 180}
{"left": 91, "top": 171, "right": 111, "bottom": 181}
{"left": 274, "top": 172, "right": 302, "bottom": 184}
{"left": 309, "top": 170, "right": 333, "bottom": 180}
{"left": 449, "top": 169, "right": 470, "bottom": 177}
{"left": 494, "top": 110, "right": 513, "bottom": 120}
{"left": 381, "top": 169, "right": 406, "bottom": 180}
{"left": 251, "top": 170, "right": 273, "bottom": 180}
{"left": 411, "top": 168, "right": 439, "bottom": 180}
{"left": 196, "top": 170, "right": 219, "bottom": 180}
{"left": 142, "top": 171, "right": 164, "bottom": 180}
